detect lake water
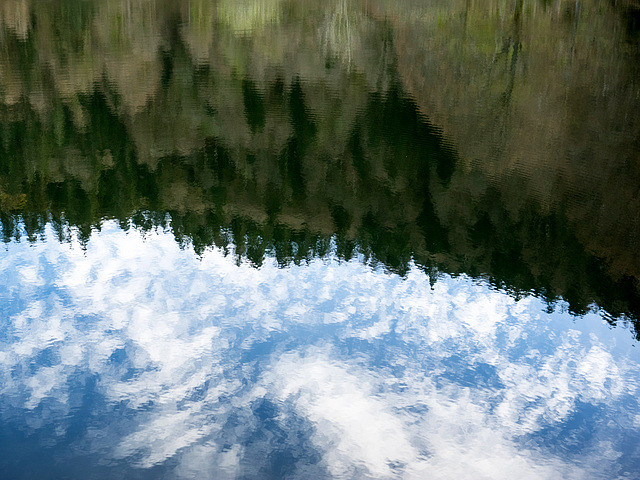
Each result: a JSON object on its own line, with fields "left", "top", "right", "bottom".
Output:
{"left": 1, "top": 1, "right": 640, "bottom": 479}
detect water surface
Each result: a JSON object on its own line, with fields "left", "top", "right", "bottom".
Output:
{"left": 1, "top": 0, "right": 640, "bottom": 478}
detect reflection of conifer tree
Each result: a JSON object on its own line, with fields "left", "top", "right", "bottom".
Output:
{"left": 242, "top": 78, "right": 267, "bottom": 133}
{"left": 503, "top": 0, "right": 523, "bottom": 105}
{"left": 281, "top": 77, "right": 315, "bottom": 202}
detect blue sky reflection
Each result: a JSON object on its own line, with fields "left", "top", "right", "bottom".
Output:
{"left": 1, "top": 222, "right": 639, "bottom": 479}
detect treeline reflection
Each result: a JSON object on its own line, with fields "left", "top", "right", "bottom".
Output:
{"left": 0, "top": 0, "right": 639, "bottom": 333}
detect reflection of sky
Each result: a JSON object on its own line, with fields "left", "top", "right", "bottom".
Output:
{"left": 1, "top": 222, "right": 639, "bottom": 479}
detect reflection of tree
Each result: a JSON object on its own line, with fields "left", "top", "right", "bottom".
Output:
{"left": 482, "top": 0, "right": 524, "bottom": 160}
{"left": 374, "top": 0, "right": 640, "bottom": 304}
{"left": 0, "top": 0, "right": 639, "bottom": 334}
{"left": 320, "top": 0, "right": 362, "bottom": 68}
{"left": 498, "top": 0, "right": 522, "bottom": 105}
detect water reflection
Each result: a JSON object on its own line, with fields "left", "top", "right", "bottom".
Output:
{"left": 0, "top": 223, "right": 639, "bottom": 478}
{"left": 1, "top": 1, "right": 640, "bottom": 476}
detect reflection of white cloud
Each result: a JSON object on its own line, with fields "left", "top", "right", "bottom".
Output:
{"left": 18, "top": 265, "right": 43, "bottom": 286}
{"left": 0, "top": 221, "right": 639, "bottom": 478}
{"left": 174, "top": 442, "right": 242, "bottom": 480}
{"left": 24, "top": 365, "right": 67, "bottom": 410}
{"left": 577, "top": 343, "right": 622, "bottom": 400}
{"left": 265, "top": 351, "right": 422, "bottom": 478}
{"left": 261, "top": 348, "right": 614, "bottom": 480}
{"left": 113, "top": 407, "right": 217, "bottom": 468}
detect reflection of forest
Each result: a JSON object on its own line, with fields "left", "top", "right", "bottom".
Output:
{"left": 372, "top": 0, "right": 640, "bottom": 280}
{"left": 0, "top": 0, "right": 639, "bottom": 330}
